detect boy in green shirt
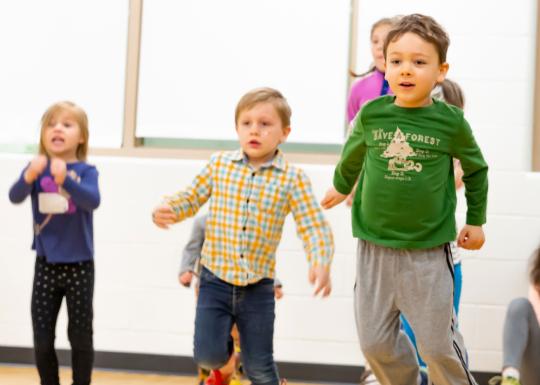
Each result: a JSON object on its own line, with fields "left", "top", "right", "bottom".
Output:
{"left": 322, "top": 14, "right": 487, "bottom": 385}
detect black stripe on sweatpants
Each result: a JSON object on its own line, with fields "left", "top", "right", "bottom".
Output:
{"left": 453, "top": 340, "right": 474, "bottom": 385}
{"left": 444, "top": 243, "right": 455, "bottom": 282}
{"left": 444, "top": 244, "right": 475, "bottom": 385}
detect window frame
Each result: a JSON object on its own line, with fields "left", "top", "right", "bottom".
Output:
{"left": 533, "top": 0, "right": 540, "bottom": 171}
{"left": 112, "top": 0, "right": 353, "bottom": 164}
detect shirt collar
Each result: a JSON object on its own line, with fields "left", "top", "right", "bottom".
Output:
{"left": 231, "top": 149, "right": 286, "bottom": 171}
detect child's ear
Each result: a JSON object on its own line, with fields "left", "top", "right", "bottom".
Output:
{"left": 437, "top": 62, "right": 449, "bottom": 83}
{"left": 281, "top": 126, "right": 291, "bottom": 143}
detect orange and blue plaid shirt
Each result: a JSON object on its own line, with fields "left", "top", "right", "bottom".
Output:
{"left": 166, "top": 150, "right": 334, "bottom": 286}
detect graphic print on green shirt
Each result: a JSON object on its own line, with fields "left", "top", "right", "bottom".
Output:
{"left": 334, "top": 96, "right": 488, "bottom": 249}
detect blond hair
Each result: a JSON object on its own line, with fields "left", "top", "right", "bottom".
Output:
{"left": 39, "top": 101, "right": 89, "bottom": 161}
{"left": 350, "top": 16, "right": 402, "bottom": 78}
{"left": 235, "top": 87, "right": 291, "bottom": 129}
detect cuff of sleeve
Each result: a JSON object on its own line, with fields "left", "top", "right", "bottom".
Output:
{"left": 309, "top": 257, "right": 332, "bottom": 269}
{"left": 466, "top": 214, "right": 486, "bottom": 226}
{"left": 62, "top": 175, "right": 77, "bottom": 191}
{"left": 333, "top": 179, "right": 352, "bottom": 195}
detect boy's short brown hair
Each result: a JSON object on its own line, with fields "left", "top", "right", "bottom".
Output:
{"left": 235, "top": 87, "right": 292, "bottom": 129}
{"left": 39, "top": 101, "right": 89, "bottom": 161}
{"left": 383, "top": 13, "right": 450, "bottom": 64}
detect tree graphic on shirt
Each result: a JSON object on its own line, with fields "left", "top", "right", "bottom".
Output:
{"left": 381, "top": 127, "right": 422, "bottom": 172}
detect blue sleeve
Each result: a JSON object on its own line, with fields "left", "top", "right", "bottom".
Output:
{"left": 62, "top": 167, "right": 100, "bottom": 211}
{"left": 9, "top": 167, "right": 33, "bottom": 204}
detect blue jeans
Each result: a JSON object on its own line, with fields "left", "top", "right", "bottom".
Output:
{"left": 194, "top": 267, "right": 279, "bottom": 385}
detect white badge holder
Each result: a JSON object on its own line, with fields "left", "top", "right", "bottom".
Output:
{"left": 38, "top": 192, "right": 69, "bottom": 214}
{"left": 35, "top": 193, "right": 69, "bottom": 235}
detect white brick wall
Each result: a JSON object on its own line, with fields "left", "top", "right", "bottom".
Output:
{"left": 1, "top": 154, "right": 539, "bottom": 370}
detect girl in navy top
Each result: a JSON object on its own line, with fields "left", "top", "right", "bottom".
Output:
{"left": 9, "top": 101, "right": 100, "bottom": 385}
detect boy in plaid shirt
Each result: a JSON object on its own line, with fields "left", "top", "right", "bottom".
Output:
{"left": 153, "top": 87, "right": 334, "bottom": 385}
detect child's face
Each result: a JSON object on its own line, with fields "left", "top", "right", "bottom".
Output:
{"left": 384, "top": 32, "right": 448, "bottom": 108}
{"left": 371, "top": 23, "right": 392, "bottom": 72}
{"left": 42, "top": 111, "right": 83, "bottom": 161}
{"left": 236, "top": 102, "right": 290, "bottom": 167}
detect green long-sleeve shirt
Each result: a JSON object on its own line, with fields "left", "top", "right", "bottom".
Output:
{"left": 334, "top": 96, "right": 488, "bottom": 249}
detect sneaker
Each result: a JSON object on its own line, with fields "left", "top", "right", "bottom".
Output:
{"left": 359, "top": 369, "right": 379, "bottom": 384}
{"left": 419, "top": 368, "right": 428, "bottom": 385}
{"left": 229, "top": 378, "right": 243, "bottom": 385}
{"left": 488, "top": 376, "right": 522, "bottom": 385}
{"left": 198, "top": 368, "right": 210, "bottom": 385}
{"left": 205, "top": 370, "right": 224, "bottom": 385}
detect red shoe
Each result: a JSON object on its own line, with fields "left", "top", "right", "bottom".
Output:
{"left": 205, "top": 370, "right": 224, "bottom": 385}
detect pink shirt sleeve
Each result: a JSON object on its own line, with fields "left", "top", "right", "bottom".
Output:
{"left": 346, "top": 70, "right": 388, "bottom": 123}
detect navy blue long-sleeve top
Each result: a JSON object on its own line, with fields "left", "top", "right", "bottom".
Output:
{"left": 9, "top": 161, "right": 100, "bottom": 263}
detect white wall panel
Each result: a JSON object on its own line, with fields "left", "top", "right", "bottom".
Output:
{"left": 0, "top": 1, "right": 128, "bottom": 148}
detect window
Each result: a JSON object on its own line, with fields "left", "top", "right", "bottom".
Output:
{"left": 135, "top": 0, "right": 351, "bottom": 147}
{"left": 0, "top": 0, "right": 129, "bottom": 149}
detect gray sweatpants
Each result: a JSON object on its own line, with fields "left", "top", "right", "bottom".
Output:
{"left": 503, "top": 297, "right": 540, "bottom": 385}
{"left": 354, "top": 240, "right": 477, "bottom": 385}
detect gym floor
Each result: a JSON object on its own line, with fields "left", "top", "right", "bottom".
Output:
{"left": 0, "top": 364, "right": 317, "bottom": 385}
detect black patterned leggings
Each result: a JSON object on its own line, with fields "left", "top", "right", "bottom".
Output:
{"left": 31, "top": 256, "right": 94, "bottom": 385}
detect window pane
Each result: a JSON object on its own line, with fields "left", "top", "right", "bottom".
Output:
{"left": 0, "top": 0, "right": 128, "bottom": 148}
{"left": 136, "top": 0, "right": 350, "bottom": 145}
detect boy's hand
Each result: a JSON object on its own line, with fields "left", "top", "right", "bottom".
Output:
{"left": 321, "top": 187, "right": 347, "bottom": 209}
{"left": 152, "top": 204, "right": 177, "bottom": 229}
{"left": 308, "top": 265, "right": 331, "bottom": 297}
{"left": 50, "top": 158, "right": 67, "bottom": 185}
{"left": 24, "top": 155, "right": 47, "bottom": 183}
{"left": 274, "top": 285, "right": 284, "bottom": 300}
{"left": 457, "top": 224, "right": 485, "bottom": 250}
{"left": 178, "top": 271, "right": 193, "bottom": 287}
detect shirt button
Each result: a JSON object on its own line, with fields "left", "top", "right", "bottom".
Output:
{"left": 252, "top": 172, "right": 256, "bottom": 177}
{"left": 242, "top": 226, "right": 246, "bottom": 231}
{"left": 240, "top": 254, "right": 244, "bottom": 258}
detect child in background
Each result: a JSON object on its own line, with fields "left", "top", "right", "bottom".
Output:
{"left": 153, "top": 87, "right": 334, "bottom": 385}
{"left": 346, "top": 16, "right": 400, "bottom": 209}
{"left": 347, "top": 16, "right": 400, "bottom": 123}
{"left": 396, "top": 78, "right": 467, "bottom": 378}
{"left": 489, "top": 248, "right": 540, "bottom": 385}
{"left": 9, "top": 101, "right": 100, "bottom": 385}
{"left": 178, "top": 213, "right": 284, "bottom": 385}
{"left": 322, "top": 14, "right": 488, "bottom": 385}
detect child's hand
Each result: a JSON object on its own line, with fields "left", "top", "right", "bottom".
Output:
{"left": 321, "top": 187, "right": 347, "bottom": 209}
{"left": 50, "top": 158, "right": 67, "bottom": 185}
{"left": 178, "top": 271, "right": 193, "bottom": 287}
{"left": 24, "top": 155, "right": 47, "bottom": 183}
{"left": 457, "top": 224, "right": 485, "bottom": 250}
{"left": 152, "top": 204, "right": 177, "bottom": 229}
{"left": 274, "top": 285, "right": 284, "bottom": 300}
{"left": 308, "top": 265, "right": 331, "bottom": 297}
{"left": 346, "top": 182, "right": 358, "bottom": 207}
